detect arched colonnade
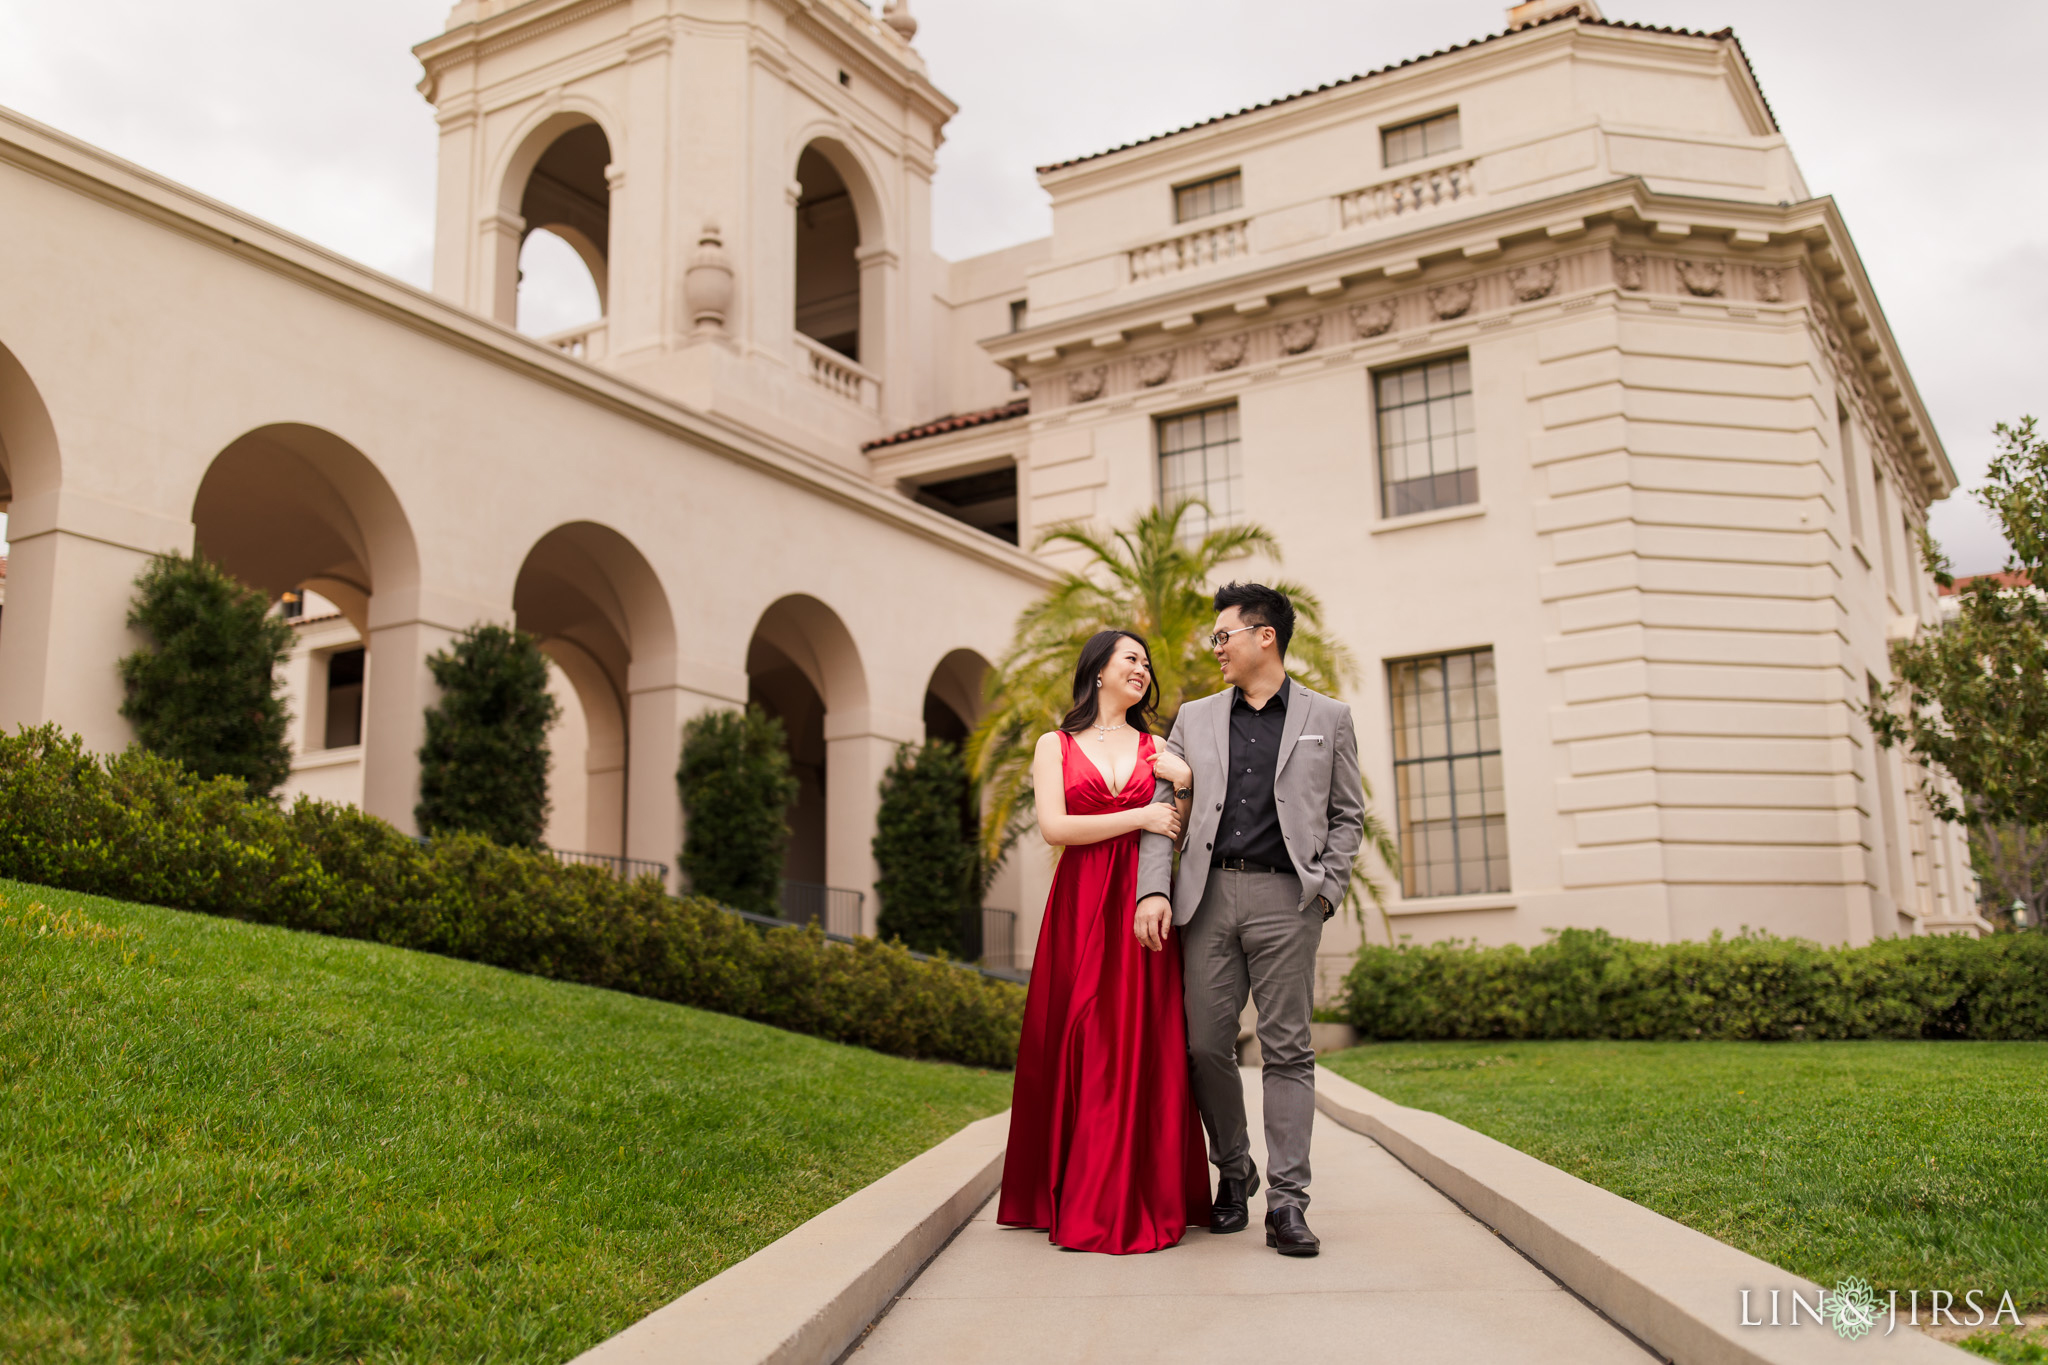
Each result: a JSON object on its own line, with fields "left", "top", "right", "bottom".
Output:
{"left": 0, "top": 339, "right": 1009, "bottom": 929}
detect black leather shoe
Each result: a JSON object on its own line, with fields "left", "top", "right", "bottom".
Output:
{"left": 1210, "top": 1163, "right": 1260, "bottom": 1233}
{"left": 1265, "top": 1206, "right": 1320, "bottom": 1257}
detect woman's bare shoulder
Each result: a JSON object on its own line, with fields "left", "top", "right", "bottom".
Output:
{"left": 1034, "top": 729, "right": 1066, "bottom": 757}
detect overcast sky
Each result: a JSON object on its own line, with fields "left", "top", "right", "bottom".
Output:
{"left": 2, "top": 0, "right": 2040, "bottom": 571}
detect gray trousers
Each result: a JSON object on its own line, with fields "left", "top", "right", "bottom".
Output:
{"left": 1180, "top": 867, "right": 1323, "bottom": 1212}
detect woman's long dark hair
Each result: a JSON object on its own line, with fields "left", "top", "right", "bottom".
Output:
{"left": 1058, "top": 629, "right": 1160, "bottom": 736}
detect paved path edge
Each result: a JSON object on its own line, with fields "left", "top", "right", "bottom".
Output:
{"left": 567, "top": 1109, "right": 1010, "bottom": 1365}
{"left": 1313, "top": 1064, "right": 1967, "bottom": 1364}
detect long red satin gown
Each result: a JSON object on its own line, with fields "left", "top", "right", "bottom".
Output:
{"left": 997, "top": 730, "right": 1213, "bottom": 1254}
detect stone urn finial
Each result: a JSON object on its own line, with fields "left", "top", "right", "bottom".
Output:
{"left": 684, "top": 220, "right": 733, "bottom": 337}
{"left": 882, "top": 0, "right": 918, "bottom": 40}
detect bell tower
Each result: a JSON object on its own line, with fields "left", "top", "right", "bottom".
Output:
{"left": 413, "top": 0, "right": 952, "bottom": 444}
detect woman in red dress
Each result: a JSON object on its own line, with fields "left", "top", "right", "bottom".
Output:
{"left": 997, "top": 629, "right": 1213, "bottom": 1254}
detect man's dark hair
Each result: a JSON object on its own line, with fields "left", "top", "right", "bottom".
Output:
{"left": 1214, "top": 581, "right": 1295, "bottom": 657}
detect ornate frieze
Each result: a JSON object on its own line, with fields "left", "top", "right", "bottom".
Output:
{"left": 1428, "top": 281, "right": 1476, "bottom": 320}
{"left": 1349, "top": 300, "right": 1396, "bottom": 338}
{"left": 1203, "top": 334, "right": 1249, "bottom": 371}
{"left": 1676, "top": 259, "right": 1725, "bottom": 297}
{"left": 1135, "top": 351, "right": 1175, "bottom": 387}
{"left": 1509, "top": 261, "right": 1558, "bottom": 301}
{"left": 1754, "top": 265, "right": 1786, "bottom": 303}
{"left": 1277, "top": 317, "right": 1322, "bottom": 355}
{"left": 1613, "top": 252, "right": 1646, "bottom": 290}
{"left": 1068, "top": 365, "right": 1107, "bottom": 402}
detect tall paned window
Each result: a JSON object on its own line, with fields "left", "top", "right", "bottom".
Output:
{"left": 1158, "top": 403, "right": 1242, "bottom": 540}
{"left": 1382, "top": 110, "right": 1461, "bottom": 167}
{"left": 1388, "top": 648, "right": 1508, "bottom": 898}
{"left": 1174, "top": 171, "right": 1243, "bottom": 224}
{"left": 1837, "top": 400, "right": 1865, "bottom": 545}
{"left": 1376, "top": 354, "right": 1476, "bottom": 516}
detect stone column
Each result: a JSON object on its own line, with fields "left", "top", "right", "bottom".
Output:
{"left": 361, "top": 587, "right": 506, "bottom": 835}
{"left": 823, "top": 704, "right": 921, "bottom": 936}
{"left": 479, "top": 210, "right": 526, "bottom": 327}
{"left": 855, "top": 244, "right": 898, "bottom": 423}
{"left": 0, "top": 489, "right": 187, "bottom": 753}
{"left": 625, "top": 660, "right": 748, "bottom": 893}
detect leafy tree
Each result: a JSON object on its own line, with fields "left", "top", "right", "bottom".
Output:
{"left": 1871, "top": 417, "right": 2048, "bottom": 929}
{"left": 415, "top": 624, "right": 559, "bottom": 847}
{"left": 677, "top": 706, "right": 799, "bottom": 916}
{"left": 966, "top": 499, "right": 1399, "bottom": 921}
{"left": 874, "top": 739, "right": 980, "bottom": 956}
{"left": 119, "top": 551, "right": 295, "bottom": 798}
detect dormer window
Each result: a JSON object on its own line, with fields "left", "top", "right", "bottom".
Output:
{"left": 1382, "top": 110, "right": 1461, "bottom": 167}
{"left": 1174, "top": 170, "right": 1242, "bottom": 224}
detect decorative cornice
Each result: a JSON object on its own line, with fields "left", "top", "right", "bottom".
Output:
{"left": 0, "top": 107, "right": 1052, "bottom": 586}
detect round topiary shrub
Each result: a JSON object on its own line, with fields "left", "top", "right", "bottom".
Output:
{"left": 415, "top": 624, "right": 559, "bottom": 847}
{"left": 677, "top": 706, "right": 799, "bottom": 917}
{"left": 118, "top": 551, "right": 296, "bottom": 798}
{"left": 873, "top": 739, "right": 980, "bottom": 956}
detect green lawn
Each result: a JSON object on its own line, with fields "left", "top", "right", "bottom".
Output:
{"left": 0, "top": 879, "right": 1012, "bottom": 1363}
{"left": 1322, "top": 1040, "right": 2048, "bottom": 1320}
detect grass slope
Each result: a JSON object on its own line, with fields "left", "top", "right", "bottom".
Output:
{"left": 0, "top": 880, "right": 1012, "bottom": 1363}
{"left": 1323, "top": 1040, "right": 2047, "bottom": 1317}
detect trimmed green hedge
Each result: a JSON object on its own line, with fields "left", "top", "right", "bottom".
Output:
{"left": 1342, "top": 927, "right": 2048, "bottom": 1041}
{"left": 0, "top": 726, "right": 1023, "bottom": 1068}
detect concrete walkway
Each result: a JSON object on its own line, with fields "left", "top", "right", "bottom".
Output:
{"left": 853, "top": 1068, "right": 1658, "bottom": 1364}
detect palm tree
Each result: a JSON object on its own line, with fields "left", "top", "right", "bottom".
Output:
{"left": 966, "top": 500, "right": 1399, "bottom": 928}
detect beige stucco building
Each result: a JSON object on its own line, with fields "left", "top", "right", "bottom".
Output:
{"left": 0, "top": 0, "right": 1984, "bottom": 988}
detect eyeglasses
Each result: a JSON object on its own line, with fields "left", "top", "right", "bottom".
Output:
{"left": 1208, "top": 625, "right": 1264, "bottom": 649}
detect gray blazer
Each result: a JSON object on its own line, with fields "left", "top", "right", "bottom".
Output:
{"left": 1137, "top": 678, "right": 1367, "bottom": 925}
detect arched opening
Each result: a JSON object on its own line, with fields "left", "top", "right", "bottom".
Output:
{"left": 922, "top": 648, "right": 1007, "bottom": 963}
{"left": 500, "top": 118, "right": 612, "bottom": 348}
{"left": 191, "top": 424, "right": 420, "bottom": 801}
{"left": 793, "top": 144, "right": 863, "bottom": 362}
{"left": 513, "top": 522, "right": 674, "bottom": 862}
{"left": 747, "top": 594, "right": 870, "bottom": 930}
{"left": 518, "top": 229, "right": 604, "bottom": 340}
{"left": 0, "top": 339, "right": 63, "bottom": 698}
{"left": 923, "top": 647, "right": 988, "bottom": 744}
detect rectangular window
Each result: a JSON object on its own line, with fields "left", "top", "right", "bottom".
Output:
{"left": 1382, "top": 110, "right": 1461, "bottom": 167}
{"left": 1837, "top": 400, "right": 1865, "bottom": 544}
{"left": 1157, "top": 403, "right": 1242, "bottom": 541}
{"left": 324, "top": 647, "right": 366, "bottom": 749}
{"left": 1174, "top": 170, "right": 1243, "bottom": 224}
{"left": 1009, "top": 298, "right": 1028, "bottom": 332}
{"left": 1388, "top": 648, "right": 1508, "bottom": 898}
{"left": 1873, "top": 467, "right": 1898, "bottom": 598}
{"left": 1376, "top": 354, "right": 1477, "bottom": 516}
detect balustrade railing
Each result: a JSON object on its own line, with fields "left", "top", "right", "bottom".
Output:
{"left": 795, "top": 333, "right": 880, "bottom": 410}
{"left": 780, "top": 880, "right": 866, "bottom": 939}
{"left": 541, "top": 319, "right": 607, "bottom": 361}
{"left": 1337, "top": 158, "right": 1478, "bottom": 228}
{"left": 1127, "top": 218, "right": 1251, "bottom": 283}
{"left": 980, "top": 907, "right": 1020, "bottom": 972}
{"left": 551, "top": 848, "right": 667, "bottom": 882}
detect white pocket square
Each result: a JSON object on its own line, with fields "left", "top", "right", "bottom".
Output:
{"left": 1298, "top": 734, "right": 1325, "bottom": 743}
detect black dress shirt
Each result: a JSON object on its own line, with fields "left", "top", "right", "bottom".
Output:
{"left": 1213, "top": 678, "right": 1292, "bottom": 873}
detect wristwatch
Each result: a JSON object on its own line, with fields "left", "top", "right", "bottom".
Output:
{"left": 1173, "top": 785, "right": 1193, "bottom": 800}
{"left": 1312, "top": 894, "right": 1334, "bottom": 922}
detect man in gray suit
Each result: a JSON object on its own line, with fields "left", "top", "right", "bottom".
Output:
{"left": 1135, "top": 582, "right": 1365, "bottom": 1257}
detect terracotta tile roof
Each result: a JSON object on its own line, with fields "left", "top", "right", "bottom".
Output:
{"left": 862, "top": 397, "right": 1029, "bottom": 452}
{"left": 1035, "top": 9, "right": 1775, "bottom": 174}
{"left": 1939, "top": 571, "right": 2034, "bottom": 595}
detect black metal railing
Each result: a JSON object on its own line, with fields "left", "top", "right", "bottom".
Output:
{"left": 979, "top": 907, "right": 1019, "bottom": 972}
{"left": 779, "top": 881, "right": 866, "bottom": 939}
{"left": 550, "top": 848, "right": 668, "bottom": 882}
